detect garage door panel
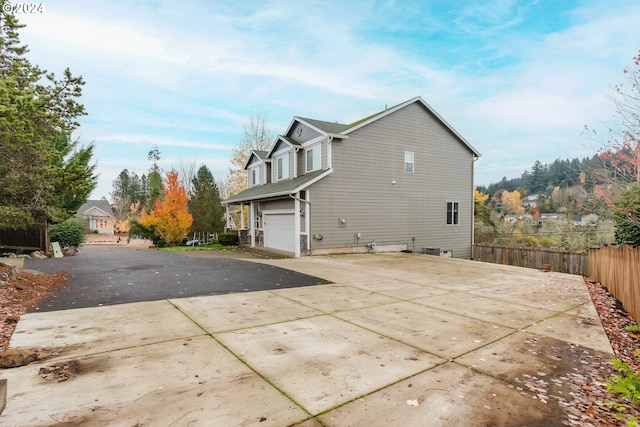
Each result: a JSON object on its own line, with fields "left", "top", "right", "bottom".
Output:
{"left": 263, "top": 213, "right": 295, "bottom": 253}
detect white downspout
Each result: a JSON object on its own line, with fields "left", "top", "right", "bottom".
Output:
{"left": 305, "top": 192, "right": 310, "bottom": 252}
{"left": 471, "top": 155, "right": 479, "bottom": 258}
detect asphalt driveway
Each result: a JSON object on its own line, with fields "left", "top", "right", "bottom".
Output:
{"left": 24, "top": 245, "right": 330, "bottom": 312}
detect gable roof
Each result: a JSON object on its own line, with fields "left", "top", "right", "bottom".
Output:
{"left": 266, "top": 136, "right": 302, "bottom": 158}
{"left": 77, "top": 199, "right": 115, "bottom": 218}
{"left": 243, "top": 150, "right": 270, "bottom": 170}
{"left": 283, "top": 96, "right": 480, "bottom": 158}
{"left": 295, "top": 117, "right": 350, "bottom": 135}
{"left": 342, "top": 96, "right": 481, "bottom": 157}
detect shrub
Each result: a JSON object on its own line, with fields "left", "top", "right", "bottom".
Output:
{"left": 129, "top": 219, "right": 165, "bottom": 246}
{"left": 613, "top": 185, "right": 640, "bottom": 246}
{"left": 49, "top": 218, "right": 86, "bottom": 248}
{"left": 218, "top": 232, "right": 239, "bottom": 246}
{"left": 606, "top": 350, "right": 640, "bottom": 426}
{"left": 539, "top": 237, "right": 556, "bottom": 248}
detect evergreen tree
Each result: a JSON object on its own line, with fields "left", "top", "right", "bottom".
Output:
{"left": 147, "top": 145, "right": 163, "bottom": 213}
{"left": 0, "top": 10, "right": 91, "bottom": 228}
{"left": 49, "top": 132, "right": 97, "bottom": 222}
{"left": 188, "top": 165, "right": 225, "bottom": 235}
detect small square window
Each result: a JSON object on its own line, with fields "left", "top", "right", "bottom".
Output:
{"left": 447, "top": 202, "right": 459, "bottom": 225}
{"left": 405, "top": 151, "right": 414, "bottom": 173}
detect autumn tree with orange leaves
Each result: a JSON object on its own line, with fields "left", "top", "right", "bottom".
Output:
{"left": 141, "top": 170, "right": 193, "bottom": 245}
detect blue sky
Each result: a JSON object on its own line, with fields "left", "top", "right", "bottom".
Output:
{"left": 14, "top": 0, "right": 640, "bottom": 199}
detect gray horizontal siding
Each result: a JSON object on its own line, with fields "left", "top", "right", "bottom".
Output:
{"left": 261, "top": 199, "right": 294, "bottom": 211}
{"left": 307, "top": 102, "right": 475, "bottom": 258}
{"left": 292, "top": 123, "right": 322, "bottom": 142}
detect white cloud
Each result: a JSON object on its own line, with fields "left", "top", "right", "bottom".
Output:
{"left": 14, "top": 0, "right": 640, "bottom": 196}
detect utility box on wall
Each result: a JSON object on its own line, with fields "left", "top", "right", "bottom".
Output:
{"left": 422, "top": 247, "right": 452, "bottom": 257}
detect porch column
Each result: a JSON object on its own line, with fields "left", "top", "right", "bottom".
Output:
{"left": 240, "top": 202, "right": 245, "bottom": 229}
{"left": 225, "top": 204, "right": 230, "bottom": 230}
{"left": 294, "top": 194, "right": 301, "bottom": 257}
{"left": 249, "top": 201, "right": 256, "bottom": 247}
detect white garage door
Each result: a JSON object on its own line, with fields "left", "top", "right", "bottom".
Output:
{"left": 263, "top": 213, "right": 295, "bottom": 253}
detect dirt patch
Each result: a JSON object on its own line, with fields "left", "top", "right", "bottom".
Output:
{"left": 39, "top": 359, "right": 80, "bottom": 382}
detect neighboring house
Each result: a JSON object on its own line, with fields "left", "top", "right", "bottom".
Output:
{"left": 223, "top": 96, "right": 481, "bottom": 258}
{"left": 504, "top": 214, "right": 523, "bottom": 223}
{"left": 574, "top": 213, "right": 599, "bottom": 226}
{"left": 540, "top": 212, "right": 563, "bottom": 220}
{"left": 77, "top": 199, "right": 116, "bottom": 234}
{"left": 523, "top": 194, "right": 538, "bottom": 208}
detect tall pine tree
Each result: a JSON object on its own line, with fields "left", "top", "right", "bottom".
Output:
{"left": 188, "top": 165, "right": 225, "bottom": 235}
{"left": 0, "top": 9, "right": 94, "bottom": 228}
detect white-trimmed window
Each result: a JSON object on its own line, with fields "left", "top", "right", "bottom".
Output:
{"left": 277, "top": 154, "right": 289, "bottom": 180}
{"left": 446, "top": 201, "right": 459, "bottom": 225}
{"left": 405, "top": 151, "right": 414, "bottom": 173}
{"left": 306, "top": 146, "right": 321, "bottom": 172}
{"left": 250, "top": 167, "right": 260, "bottom": 186}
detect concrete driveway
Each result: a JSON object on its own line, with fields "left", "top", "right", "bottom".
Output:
{"left": 1, "top": 253, "right": 613, "bottom": 426}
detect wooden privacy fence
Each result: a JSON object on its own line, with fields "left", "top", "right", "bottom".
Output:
{"left": 473, "top": 244, "right": 589, "bottom": 276}
{"left": 0, "top": 225, "right": 48, "bottom": 252}
{"left": 588, "top": 245, "right": 640, "bottom": 322}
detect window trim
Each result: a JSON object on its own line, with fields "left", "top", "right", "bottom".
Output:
{"left": 446, "top": 201, "right": 459, "bottom": 226}
{"left": 306, "top": 145, "right": 321, "bottom": 172}
{"left": 276, "top": 154, "right": 289, "bottom": 180}
{"left": 249, "top": 167, "right": 260, "bottom": 186}
{"left": 404, "top": 151, "right": 414, "bottom": 173}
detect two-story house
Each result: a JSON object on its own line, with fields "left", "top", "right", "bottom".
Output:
{"left": 223, "top": 96, "right": 480, "bottom": 258}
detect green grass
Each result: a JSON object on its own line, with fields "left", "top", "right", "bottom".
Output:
{"left": 158, "top": 244, "right": 235, "bottom": 252}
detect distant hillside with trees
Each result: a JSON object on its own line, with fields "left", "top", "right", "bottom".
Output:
{"left": 478, "top": 156, "right": 602, "bottom": 197}
{"left": 473, "top": 151, "right": 639, "bottom": 251}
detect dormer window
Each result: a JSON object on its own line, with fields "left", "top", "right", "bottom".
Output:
{"left": 306, "top": 146, "right": 321, "bottom": 172}
{"left": 276, "top": 154, "right": 289, "bottom": 180}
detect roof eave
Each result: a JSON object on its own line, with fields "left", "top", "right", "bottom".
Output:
{"left": 223, "top": 169, "right": 333, "bottom": 205}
